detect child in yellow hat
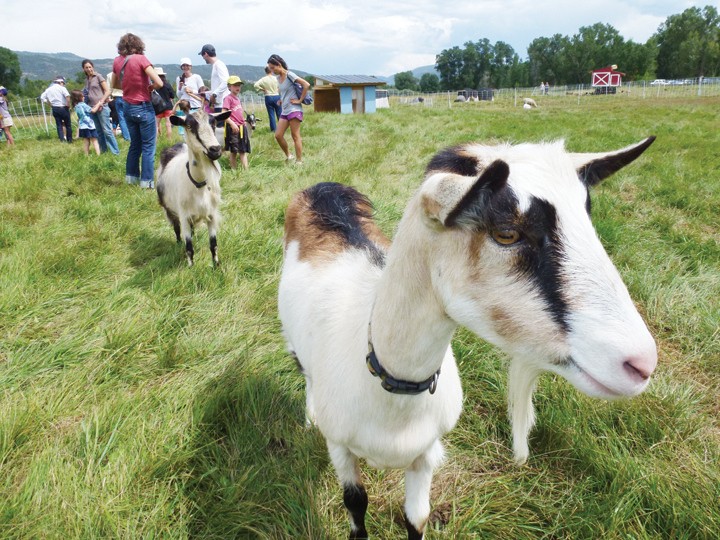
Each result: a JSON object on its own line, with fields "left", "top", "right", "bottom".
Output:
{"left": 222, "top": 76, "right": 250, "bottom": 170}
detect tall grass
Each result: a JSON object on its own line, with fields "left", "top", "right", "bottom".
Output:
{"left": 1, "top": 97, "right": 719, "bottom": 539}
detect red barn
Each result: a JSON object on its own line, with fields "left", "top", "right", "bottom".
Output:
{"left": 591, "top": 65, "right": 625, "bottom": 87}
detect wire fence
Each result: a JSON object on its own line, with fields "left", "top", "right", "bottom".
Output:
{"left": 387, "top": 77, "right": 720, "bottom": 108}
{"left": 1, "top": 91, "right": 274, "bottom": 142}
{"left": 4, "top": 78, "right": 718, "bottom": 141}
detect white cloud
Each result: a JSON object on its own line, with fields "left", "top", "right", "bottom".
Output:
{"left": 90, "top": 0, "right": 179, "bottom": 30}
{"left": 382, "top": 54, "right": 438, "bottom": 75}
{"left": 5, "top": 0, "right": 720, "bottom": 78}
{"left": 272, "top": 43, "right": 302, "bottom": 53}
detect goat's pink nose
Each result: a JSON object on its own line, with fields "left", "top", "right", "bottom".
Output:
{"left": 623, "top": 352, "right": 657, "bottom": 382}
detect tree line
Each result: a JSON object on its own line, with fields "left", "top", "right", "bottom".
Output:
{"left": 392, "top": 5, "right": 720, "bottom": 91}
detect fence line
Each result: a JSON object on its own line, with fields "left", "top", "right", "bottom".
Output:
{"left": 388, "top": 77, "right": 720, "bottom": 109}
{"left": 1, "top": 91, "right": 273, "bottom": 141}
{"left": 3, "top": 79, "right": 717, "bottom": 141}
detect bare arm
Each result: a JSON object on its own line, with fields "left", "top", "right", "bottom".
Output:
{"left": 145, "top": 66, "right": 163, "bottom": 90}
{"left": 91, "top": 80, "right": 112, "bottom": 113}
{"left": 289, "top": 76, "right": 311, "bottom": 104}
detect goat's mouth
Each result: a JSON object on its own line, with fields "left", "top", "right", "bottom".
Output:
{"left": 556, "top": 357, "right": 625, "bottom": 398}
{"left": 206, "top": 147, "right": 222, "bottom": 161}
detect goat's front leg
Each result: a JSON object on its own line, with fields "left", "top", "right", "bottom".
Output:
{"left": 507, "top": 359, "right": 541, "bottom": 464}
{"left": 404, "top": 440, "right": 444, "bottom": 540}
{"left": 180, "top": 218, "right": 194, "bottom": 267}
{"left": 328, "top": 441, "right": 368, "bottom": 539}
{"left": 207, "top": 216, "right": 219, "bottom": 267}
{"left": 163, "top": 208, "right": 181, "bottom": 243}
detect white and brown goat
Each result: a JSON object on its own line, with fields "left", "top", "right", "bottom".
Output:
{"left": 156, "top": 109, "right": 231, "bottom": 267}
{"left": 278, "top": 137, "right": 658, "bottom": 539}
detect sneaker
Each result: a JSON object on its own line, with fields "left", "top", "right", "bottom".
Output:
{"left": 285, "top": 154, "right": 294, "bottom": 162}
{"left": 294, "top": 161, "right": 303, "bottom": 166}
{"left": 140, "top": 180, "right": 155, "bottom": 189}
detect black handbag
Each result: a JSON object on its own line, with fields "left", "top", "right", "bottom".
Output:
{"left": 151, "top": 90, "right": 168, "bottom": 115}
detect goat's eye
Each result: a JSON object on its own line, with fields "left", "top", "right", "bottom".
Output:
{"left": 491, "top": 229, "right": 521, "bottom": 245}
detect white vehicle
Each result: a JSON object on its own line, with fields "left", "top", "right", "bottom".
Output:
{"left": 650, "top": 79, "right": 669, "bottom": 85}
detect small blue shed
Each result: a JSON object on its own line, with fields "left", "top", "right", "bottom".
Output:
{"left": 313, "top": 75, "right": 387, "bottom": 114}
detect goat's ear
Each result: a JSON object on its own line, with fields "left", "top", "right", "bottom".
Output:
{"left": 571, "top": 136, "right": 655, "bottom": 187}
{"left": 170, "top": 115, "right": 185, "bottom": 127}
{"left": 212, "top": 110, "right": 232, "bottom": 122}
{"left": 420, "top": 160, "right": 510, "bottom": 228}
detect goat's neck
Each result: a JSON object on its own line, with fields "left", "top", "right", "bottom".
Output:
{"left": 187, "top": 151, "right": 220, "bottom": 186}
{"left": 370, "top": 200, "right": 457, "bottom": 382}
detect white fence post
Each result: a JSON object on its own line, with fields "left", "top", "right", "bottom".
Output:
{"left": 42, "top": 98, "right": 49, "bottom": 133}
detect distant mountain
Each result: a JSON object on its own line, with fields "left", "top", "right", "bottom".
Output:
{"left": 15, "top": 51, "right": 309, "bottom": 86}
{"left": 386, "top": 65, "right": 440, "bottom": 86}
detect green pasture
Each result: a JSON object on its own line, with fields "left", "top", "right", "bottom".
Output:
{"left": 1, "top": 97, "right": 719, "bottom": 539}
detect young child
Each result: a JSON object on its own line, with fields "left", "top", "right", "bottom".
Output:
{"left": 71, "top": 90, "right": 100, "bottom": 156}
{"left": 222, "top": 76, "right": 250, "bottom": 170}
{"left": 0, "top": 86, "right": 15, "bottom": 147}
{"left": 198, "top": 86, "right": 213, "bottom": 115}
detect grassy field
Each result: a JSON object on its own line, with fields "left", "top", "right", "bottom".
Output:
{"left": 1, "top": 97, "right": 719, "bottom": 539}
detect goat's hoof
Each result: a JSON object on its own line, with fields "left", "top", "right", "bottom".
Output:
{"left": 349, "top": 530, "right": 368, "bottom": 540}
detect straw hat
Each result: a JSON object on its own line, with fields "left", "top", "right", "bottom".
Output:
{"left": 155, "top": 67, "right": 165, "bottom": 76}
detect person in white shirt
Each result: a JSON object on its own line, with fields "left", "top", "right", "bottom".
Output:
{"left": 175, "top": 57, "right": 204, "bottom": 136}
{"left": 41, "top": 77, "right": 73, "bottom": 143}
{"left": 199, "top": 44, "right": 229, "bottom": 122}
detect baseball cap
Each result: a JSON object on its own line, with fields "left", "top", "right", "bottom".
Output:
{"left": 227, "top": 75, "right": 242, "bottom": 85}
{"left": 180, "top": 57, "right": 192, "bottom": 66}
{"left": 199, "top": 44, "right": 216, "bottom": 56}
{"left": 54, "top": 76, "right": 66, "bottom": 83}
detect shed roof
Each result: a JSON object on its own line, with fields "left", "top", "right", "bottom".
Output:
{"left": 315, "top": 75, "right": 387, "bottom": 86}
{"left": 590, "top": 66, "right": 626, "bottom": 76}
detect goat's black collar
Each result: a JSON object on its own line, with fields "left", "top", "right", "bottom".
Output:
{"left": 366, "top": 324, "right": 441, "bottom": 395}
{"left": 186, "top": 162, "right": 207, "bottom": 188}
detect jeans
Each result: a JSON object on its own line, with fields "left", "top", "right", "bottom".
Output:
{"left": 115, "top": 96, "right": 131, "bottom": 141}
{"left": 51, "top": 106, "right": 72, "bottom": 142}
{"left": 264, "top": 95, "right": 282, "bottom": 132}
{"left": 90, "top": 105, "right": 120, "bottom": 155}
{"left": 124, "top": 102, "right": 157, "bottom": 188}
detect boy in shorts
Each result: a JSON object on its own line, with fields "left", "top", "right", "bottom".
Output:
{"left": 222, "top": 76, "right": 250, "bottom": 170}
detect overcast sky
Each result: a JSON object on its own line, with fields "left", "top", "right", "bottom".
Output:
{"left": 6, "top": 0, "right": 718, "bottom": 76}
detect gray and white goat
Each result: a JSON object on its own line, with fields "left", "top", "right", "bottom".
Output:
{"left": 156, "top": 109, "right": 231, "bottom": 267}
{"left": 278, "top": 137, "right": 658, "bottom": 539}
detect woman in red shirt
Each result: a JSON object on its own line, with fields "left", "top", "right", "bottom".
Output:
{"left": 111, "top": 33, "right": 163, "bottom": 189}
